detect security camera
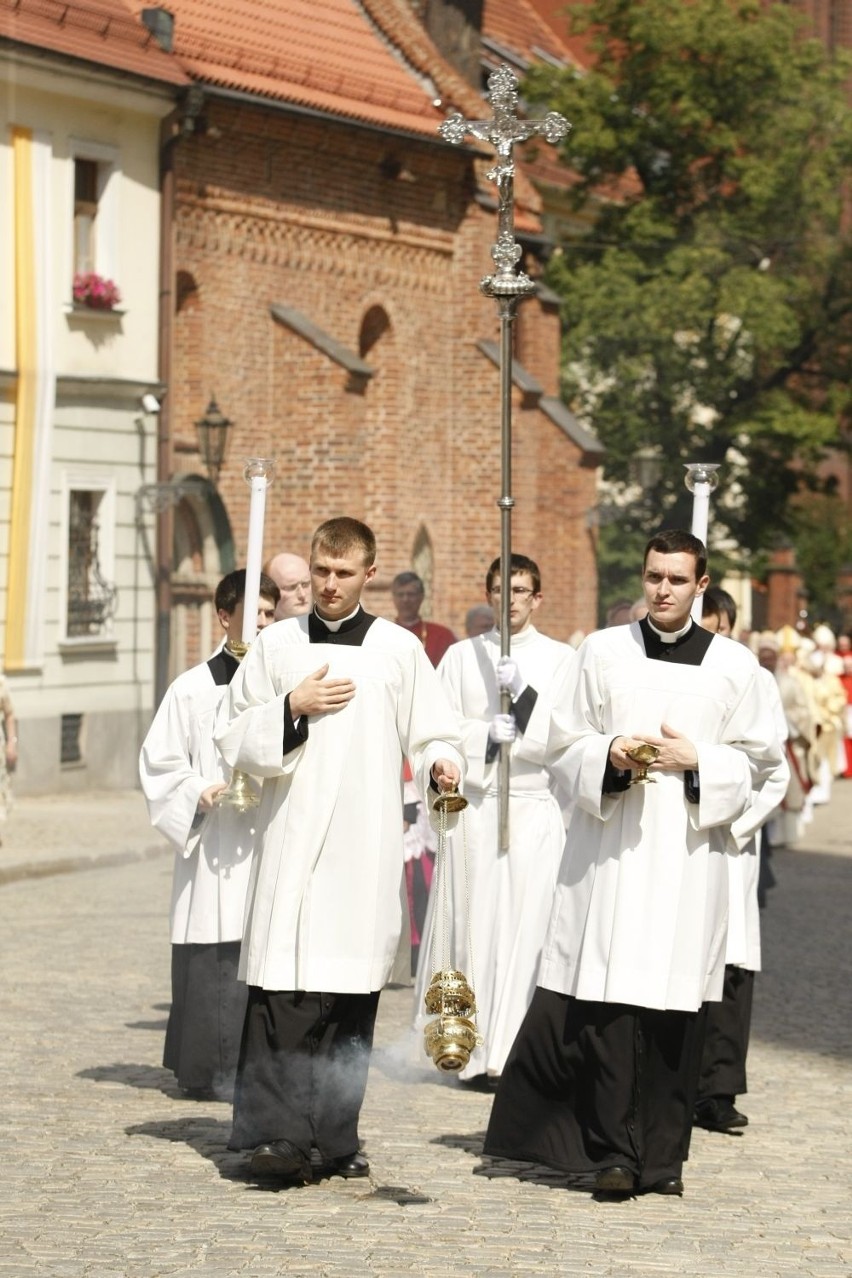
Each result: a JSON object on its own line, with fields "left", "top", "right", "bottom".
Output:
{"left": 141, "top": 393, "right": 161, "bottom": 414}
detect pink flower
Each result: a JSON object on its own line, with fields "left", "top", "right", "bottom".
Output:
{"left": 73, "top": 273, "right": 121, "bottom": 310}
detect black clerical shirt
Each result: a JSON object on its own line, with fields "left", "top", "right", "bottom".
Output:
{"left": 282, "top": 607, "right": 377, "bottom": 754}
{"left": 207, "top": 645, "right": 240, "bottom": 685}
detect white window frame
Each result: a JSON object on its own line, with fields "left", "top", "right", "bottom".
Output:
{"left": 58, "top": 469, "right": 118, "bottom": 649}
{"left": 66, "top": 139, "right": 120, "bottom": 300}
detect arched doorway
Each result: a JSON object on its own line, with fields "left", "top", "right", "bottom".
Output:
{"left": 170, "top": 476, "right": 234, "bottom": 676}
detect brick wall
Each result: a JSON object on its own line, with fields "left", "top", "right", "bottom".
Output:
{"left": 169, "top": 101, "right": 599, "bottom": 647}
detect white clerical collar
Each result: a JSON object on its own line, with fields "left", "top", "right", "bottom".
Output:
{"left": 313, "top": 604, "right": 360, "bottom": 632}
{"left": 646, "top": 616, "right": 693, "bottom": 644}
{"left": 497, "top": 623, "right": 538, "bottom": 646}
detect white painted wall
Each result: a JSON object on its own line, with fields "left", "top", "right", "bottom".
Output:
{"left": 0, "top": 54, "right": 176, "bottom": 792}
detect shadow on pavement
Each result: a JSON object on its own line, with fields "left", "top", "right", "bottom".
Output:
{"left": 78, "top": 1061, "right": 188, "bottom": 1097}
{"left": 753, "top": 846, "right": 852, "bottom": 1062}
{"left": 127, "top": 1116, "right": 254, "bottom": 1184}
{"left": 431, "top": 1129, "right": 486, "bottom": 1157}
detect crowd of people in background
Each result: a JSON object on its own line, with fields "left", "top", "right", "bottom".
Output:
{"left": 136, "top": 525, "right": 852, "bottom": 1199}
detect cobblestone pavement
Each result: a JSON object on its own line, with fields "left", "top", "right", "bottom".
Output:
{"left": 0, "top": 785, "right": 850, "bottom": 1277}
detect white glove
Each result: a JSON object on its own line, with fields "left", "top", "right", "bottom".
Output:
{"left": 496, "top": 656, "right": 525, "bottom": 700}
{"left": 488, "top": 713, "right": 517, "bottom": 744}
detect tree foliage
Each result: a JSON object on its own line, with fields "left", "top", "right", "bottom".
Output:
{"left": 523, "top": 0, "right": 852, "bottom": 613}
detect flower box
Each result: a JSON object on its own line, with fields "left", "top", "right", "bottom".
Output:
{"left": 72, "top": 272, "right": 121, "bottom": 311}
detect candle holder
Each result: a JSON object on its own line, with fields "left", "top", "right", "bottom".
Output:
{"left": 217, "top": 637, "right": 260, "bottom": 812}
{"left": 683, "top": 462, "right": 720, "bottom": 493}
{"left": 244, "top": 457, "right": 275, "bottom": 485}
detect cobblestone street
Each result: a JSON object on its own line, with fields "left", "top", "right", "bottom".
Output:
{"left": 0, "top": 786, "right": 849, "bottom": 1277}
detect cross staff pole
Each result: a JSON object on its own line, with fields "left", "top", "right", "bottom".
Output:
{"left": 439, "top": 65, "right": 570, "bottom": 849}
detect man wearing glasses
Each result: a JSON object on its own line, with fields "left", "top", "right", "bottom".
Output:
{"left": 414, "top": 552, "right": 575, "bottom": 1089}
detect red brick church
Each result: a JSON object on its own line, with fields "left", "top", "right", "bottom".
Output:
{"left": 156, "top": 0, "right": 603, "bottom": 676}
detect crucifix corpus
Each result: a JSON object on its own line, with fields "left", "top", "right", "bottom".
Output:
{"left": 440, "top": 64, "right": 570, "bottom": 848}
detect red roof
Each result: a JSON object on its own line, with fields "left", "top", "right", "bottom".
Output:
{"left": 517, "top": 0, "right": 595, "bottom": 69}
{"left": 144, "top": 0, "right": 447, "bottom": 138}
{"left": 483, "top": 0, "right": 583, "bottom": 70}
{"left": 0, "top": 0, "right": 189, "bottom": 85}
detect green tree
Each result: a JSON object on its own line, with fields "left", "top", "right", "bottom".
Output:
{"left": 524, "top": 0, "right": 852, "bottom": 614}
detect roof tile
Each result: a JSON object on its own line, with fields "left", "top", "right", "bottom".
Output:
{"left": 0, "top": 0, "right": 189, "bottom": 85}
{"left": 143, "top": 0, "right": 446, "bottom": 137}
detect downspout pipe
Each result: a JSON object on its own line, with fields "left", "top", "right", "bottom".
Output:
{"left": 154, "top": 88, "right": 205, "bottom": 707}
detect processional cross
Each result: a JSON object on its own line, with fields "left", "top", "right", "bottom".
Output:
{"left": 440, "top": 65, "right": 570, "bottom": 847}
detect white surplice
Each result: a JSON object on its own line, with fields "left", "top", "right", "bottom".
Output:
{"left": 535, "top": 622, "right": 786, "bottom": 1012}
{"left": 725, "top": 665, "right": 790, "bottom": 971}
{"left": 214, "top": 615, "right": 465, "bottom": 994}
{"left": 139, "top": 660, "right": 257, "bottom": 944}
{"left": 415, "top": 626, "right": 576, "bottom": 1080}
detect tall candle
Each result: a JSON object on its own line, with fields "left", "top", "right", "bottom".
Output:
{"left": 689, "top": 480, "right": 710, "bottom": 624}
{"left": 684, "top": 463, "right": 720, "bottom": 624}
{"left": 241, "top": 458, "right": 275, "bottom": 645}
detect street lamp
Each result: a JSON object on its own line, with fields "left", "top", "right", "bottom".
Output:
{"left": 195, "top": 395, "right": 233, "bottom": 484}
{"left": 633, "top": 445, "right": 664, "bottom": 492}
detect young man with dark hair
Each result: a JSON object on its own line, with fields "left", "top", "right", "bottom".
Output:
{"left": 215, "top": 516, "right": 464, "bottom": 1183}
{"left": 484, "top": 531, "right": 785, "bottom": 1197}
{"left": 140, "top": 568, "right": 279, "bottom": 1099}
{"left": 701, "top": 585, "right": 738, "bottom": 637}
{"left": 415, "top": 552, "right": 575, "bottom": 1088}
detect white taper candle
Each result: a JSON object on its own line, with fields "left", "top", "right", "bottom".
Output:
{"left": 240, "top": 459, "right": 275, "bottom": 645}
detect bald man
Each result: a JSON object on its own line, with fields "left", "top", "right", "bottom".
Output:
{"left": 264, "top": 552, "right": 311, "bottom": 620}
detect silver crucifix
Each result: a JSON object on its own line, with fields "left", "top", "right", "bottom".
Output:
{"left": 440, "top": 64, "right": 570, "bottom": 296}
{"left": 439, "top": 64, "right": 571, "bottom": 848}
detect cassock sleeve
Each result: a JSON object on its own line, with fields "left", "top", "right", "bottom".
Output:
{"left": 437, "top": 645, "right": 493, "bottom": 789}
{"left": 139, "top": 681, "right": 211, "bottom": 857}
{"left": 533, "top": 643, "right": 627, "bottom": 822}
{"left": 727, "top": 672, "right": 790, "bottom": 850}
{"left": 400, "top": 644, "right": 465, "bottom": 825}
{"left": 495, "top": 647, "right": 578, "bottom": 773}
{"left": 214, "top": 634, "right": 298, "bottom": 778}
{"left": 690, "top": 665, "right": 787, "bottom": 834}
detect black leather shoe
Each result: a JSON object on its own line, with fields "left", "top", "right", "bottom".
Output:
{"left": 327, "top": 1152, "right": 370, "bottom": 1179}
{"left": 594, "top": 1165, "right": 636, "bottom": 1193}
{"left": 644, "top": 1176, "right": 684, "bottom": 1196}
{"left": 248, "top": 1140, "right": 312, "bottom": 1181}
{"left": 693, "top": 1096, "right": 748, "bottom": 1132}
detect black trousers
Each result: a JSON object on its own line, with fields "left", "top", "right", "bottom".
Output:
{"left": 697, "top": 964, "right": 755, "bottom": 1100}
{"left": 229, "top": 987, "right": 381, "bottom": 1160}
{"left": 484, "top": 988, "right": 707, "bottom": 1188}
{"left": 164, "top": 941, "right": 247, "bottom": 1094}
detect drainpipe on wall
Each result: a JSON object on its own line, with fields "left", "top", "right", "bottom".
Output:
{"left": 154, "top": 86, "right": 205, "bottom": 707}
{"left": 154, "top": 120, "right": 175, "bottom": 708}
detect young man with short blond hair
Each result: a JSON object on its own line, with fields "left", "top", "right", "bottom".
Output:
{"left": 215, "top": 516, "right": 464, "bottom": 1183}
